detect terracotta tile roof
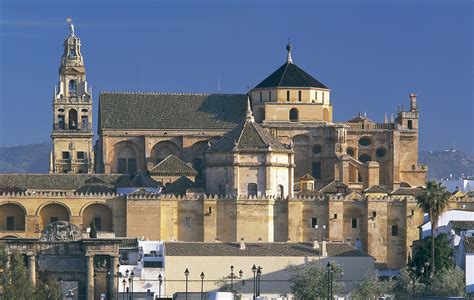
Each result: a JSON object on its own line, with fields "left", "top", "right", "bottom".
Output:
{"left": 210, "top": 115, "right": 290, "bottom": 153}
{"left": 164, "top": 242, "right": 370, "bottom": 257}
{"left": 300, "top": 174, "right": 315, "bottom": 181}
{"left": 390, "top": 187, "right": 424, "bottom": 196}
{"left": 162, "top": 176, "right": 197, "bottom": 196}
{"left": 0, "top": 174, "right": 123, "bottom": 191}
{"left": 319, "top": 180, "right": 350, "bottom": 194}
{"left": 99, "top": 92, "right": 247, "bottom": 131}
{"left": 115, "top": 171, "right": 161, "bottom": 188}
{"left": 75, "top": 176, "right": 116, "bottom": 194}
{"left": 149, "top": 154, "right": 198, "bottom": 176}
{"left": 363, "top": 185, "right": 389, "bottom": 194}
{"left": 119, "top": 238, "right": 139, "bottom": 249}
{"left": 254, "top": 62, "right": 328, "bottom": 89}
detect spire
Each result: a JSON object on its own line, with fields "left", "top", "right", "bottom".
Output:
{"left": 246, "top": 96, "right": 255, "bottom": 122}
{"left": 286, "top": 43, "right": 293, "bottom": 64}
{"left": 66, "top": 17, "right": 75, "bottom": 36}
{"left": 384, "top": 113, "right": 388, "bottom": 123}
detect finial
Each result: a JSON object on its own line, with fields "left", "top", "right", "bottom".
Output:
{"left": 384, "top": 113, "right": 388, "bottom": 123}
{"left": 66, "top": 17, "right": 75, "bottom": 36}
{"left": 286, "top": 42, "right": 293, "bottom": 64}
{"left": 390, "top": 113, "right": 394, "bottom": 123}
{"left": 246, "top": 96, "right": 255, "bottom": 122}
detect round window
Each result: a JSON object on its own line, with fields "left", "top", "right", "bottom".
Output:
{"left": 359, "top": 154, "right": 371, "bottom": 163}
{"left": 358, "top": 137, "right": 372, "bottom": 147}
{"left": 376, "top": 147, "right": 386, "bottom": 158}
{"left": 312, "top": 145, "right": 322, "bottom": 155}
{"left": 347, "top": 148, "right": 355, "bottom": 157}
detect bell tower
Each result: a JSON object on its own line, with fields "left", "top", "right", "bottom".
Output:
{"left": 50, "top": 19, "right": 94, "bottom": 174}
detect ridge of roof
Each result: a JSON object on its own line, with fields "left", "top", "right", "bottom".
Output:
{"left": 149, "top": 154, "right": 198, "bottom": 176}
{"left": 100, "top": 91, "right": 244, "bottom": 96}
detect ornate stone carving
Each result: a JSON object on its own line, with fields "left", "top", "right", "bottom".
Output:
{"left": 39, "top": 221, "right": 82, "bottom": 242}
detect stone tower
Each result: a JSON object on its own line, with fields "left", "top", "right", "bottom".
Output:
{"left": 50, "top": 20, "right": 94, "bottom": 174}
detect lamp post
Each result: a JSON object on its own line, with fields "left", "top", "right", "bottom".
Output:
{"left": 122, "top": 279, "right": 126, "bottom": 300}
{"left": 256, "top": 266, "right": 262, "bottom": 297}
{"left": 184, "top": 268, "right": 190, "bottom": 300}
{"left": 158, "top": 274, "right": 163, "bottom": 300}
{"left": 411, "top": 266, "right": 416, "bottom": 298}
{"left": 128, "top": 278, "right": 132, "bottom": 300}
{"left": 116, "top": 264, "right": 122, "bottom": 300}
{"left": 251, "top": 264, "right": 257, "bottom": 299}
{"left": 200, "top": 272, "right": 205, "bottom": 300}
{"left": 424, "top": 262, "right": 430, "bottom": 296}
{"left": 326, "top": 262, "right": 333, "bottom": 300}
{"left": 130, "top": 270, "right": 135, "bottom": 300}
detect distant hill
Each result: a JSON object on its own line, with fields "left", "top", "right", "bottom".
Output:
{"left": 419, "top": 150, "right": 474, "bottom": 180}
{"left": 0, "top": 142, "right": 472, "bottom": 179}
{"left": 0, "top": 142, "right": 50, "bottom": 173}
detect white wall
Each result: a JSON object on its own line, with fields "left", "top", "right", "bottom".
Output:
{"left": 466, "top": 254, "right": 474, "bottom": 294}
{"left": 420, "top": 210, "right": 474, "bottom": 239}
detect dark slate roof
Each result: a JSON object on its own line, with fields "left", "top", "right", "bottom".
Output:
{"left": 210, "top": 114, "right": 290, "bottom": 153}
{"left": 464, "top": 237, "right": 474, "bottom": 253}
{"left": 449, "top": 221, "right": 474, "bottom": 231}
{"left": 319, "top": 180, "right": 351, "bottom": 194}
{"left": 164, "top": 242, "right": 370, "bottom": 257}
{"left": 115, "top": 171, "right": 161, "bottom": 188}
{"left": 128, "top": 188, "right": 161, "bottom": 197}
{"left": 254, "top": 62, "right": 328, "bottom": 89}
{"left": 0, "top": 174, "right": 123, "bottom": 191}
{"left": 149, "top": 154, "right": 198, "bottom": 176}
{"left": 162, "top": 176, "right": 196, "bottom": 196}
{"left": 363, "top": 185, "right": 389, "bottom": 194}
{"left": 75, "top": 177, "right": 116, "bottom": 194}
{"left": 99, "top": 92, "right": 247, "bottom": 131}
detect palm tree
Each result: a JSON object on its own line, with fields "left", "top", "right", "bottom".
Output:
{"left": 416, "top": 180, "right": 451, "bottom": 276}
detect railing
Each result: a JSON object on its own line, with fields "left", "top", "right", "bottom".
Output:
{"left": 346, "top": 122, "right": 395, "bottom": 130}
{"left": 53, "top": 123, "right": 92, "bottom": 130}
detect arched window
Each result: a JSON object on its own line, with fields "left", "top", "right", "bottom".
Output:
{"left": 278, "top": 185, "right": 284, "bottom": 199}
{"left": 247, "top": 183, "right": 257, "bottom": 196}
{"left": 358, "top": 154, "right": 371, "bottom": 163}
{"left": 69, "top": 47, "right": 77, "bottom": 59}
{"left": 69, "top": 80, "right": 77, "bottom": 95}
{"left": 289, "top": 108, "right": 298, "bottom": 122}
{"left": 68, "top": 109, "right": 78, "bottom": 129}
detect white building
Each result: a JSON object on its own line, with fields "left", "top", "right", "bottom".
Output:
{"left": 419, "top": 209, "right": 474, "bottom": 239}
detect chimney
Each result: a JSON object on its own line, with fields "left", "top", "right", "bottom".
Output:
{"left": 321, "top": 241, "right": 327, "bottom": 257}
{"left": 240, "top": 238, "right": 245, "bottom": 250}
{"left": 313, "top": 239, "right": 320, "bottom": 250}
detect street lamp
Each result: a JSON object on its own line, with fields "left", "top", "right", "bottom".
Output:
{"left": 184, "top": 268, "right": 190, "bottom": 300}
{"left": 411, "top": 266, "right": 416, "bottom": 298}
{"left": 130, "top": 270, "right": 135, "bottom": 299}
{"left": 256, "top": 266, "right": 262, "bottom": 297}
{"left": 424, "top": 262, "right": 430, "bottom": 296}
{"left": 128, "top": 278, "right": 132, "bottom": 300}
{"left": 251, "top": 264, "right": 257, "bottom": 299}
{"left": 115, "top": 264, "right": 122, "bottom": 300}
{"left": 122, "top": 279, "right": 127, "bottom": 300}
{"left": 158, "top": 274, "right": 163, "bottom": 300}
{"left": 326, "top": 262, "right": 333, "bottom": 300}
{"left": 226, "top": 265, "right": 243, "bottom": 290}
{"left": 200, "top": 272, "right": 205, "bottom": 300}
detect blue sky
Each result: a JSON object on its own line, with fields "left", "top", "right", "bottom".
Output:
{"left": 0, "top": 0, "right": 472, "bottom": 153}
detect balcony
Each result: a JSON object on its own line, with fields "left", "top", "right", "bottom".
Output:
{"left": 52, "top": 123, "right": 93, "bottom": 135}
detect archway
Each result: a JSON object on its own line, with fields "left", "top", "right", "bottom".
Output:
{"left": 82, "top": 203, "right": 113, "bottom": 232}
{"left": 151, "top": 141, "right": 180, "bottom": 164}
{"left": 0, "top": 203, "right": 26, "bottom": 231}
{"left": 38, "top": 203, "right": 70, "bottom": 230}
{"left": 114, "top": 141, "right": 139, "bottom": 174}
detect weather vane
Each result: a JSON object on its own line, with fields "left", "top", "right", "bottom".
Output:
{"left": 66, "top": 17, "right": 75, "bottom": 35}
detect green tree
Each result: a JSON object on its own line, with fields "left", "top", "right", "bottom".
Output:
{"left": 89, "top": 221, "right": 98, "bottom": 238}
{"left": 3, "top": 251, "right": 34, "bottom": 300}
{"left": 215, "top": 277, "right": 241, "bottom": 299}
{"left": 416, "top": 180, "right": 451, "bottom": 276}
{"left": 429, "top": 267, "right": 465, "bottom": 297}
{"left": 411, "top": 233, "right": 453, "bottom": 276}
{"left": 286, "top": 261, "right": 344, "bottom": 299}
{"left": 394, "top": 267, "right": 425, "bottom": 298}
{"left": 35, "top": 277, "right": 61, "bottom": 300}
{"left": 350, "top": 270, "right": 395, "bottom": 300}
